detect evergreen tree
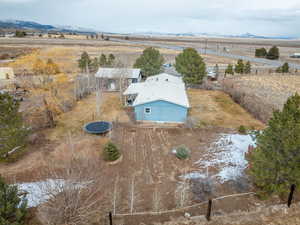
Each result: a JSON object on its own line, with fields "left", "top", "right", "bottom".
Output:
{"left": 103, "top": 142, "right": 120, "bottom": 161}
{"left": 134, "top": 47, "right": 164, "bottom": 78}
{"left": 249, "top": 93, "right": 300, "bottom": 196}
{"left": 267, "top": 46, "right": 280, "bottom": 60}
{"left": 0, "top": 93, "right": 29, "bottom": 159}
{"left": 175, "top": 48, "right": 206, "bottom": 84}
{"left": 255, "top": 48, "right": 267, "bottom": 58}
{"left": 91, "top": 57, "right": 99, "bottom": 72}
{"left": 99, "top": 54, "right": 107, "bottom": 66}
{"left": 234, "top": 59, "right": 244, "bottom": 74}
{"left": 244, "top": 61, "right": 251, "bottom": 74}
{"left": 78, "top": 51, "right": 91, "bottom": 73}
{"left": 225, "top": 64, "right": 234, "bottom": 75}
{"left": 0, "top": 176, "right": 27, "bottom": 224}
{"left": 107, "top": 54, "right": 115, "bottom": 66}
{"left": 276, "top": 63, "right": 289, "bottom": 73}
{"left": 15, "top": 30, "right": 26, "bottom": 38}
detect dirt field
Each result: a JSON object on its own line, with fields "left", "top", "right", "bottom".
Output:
{"left": 109, "top": 34, "right": 300, "bottom": 66}
{"left": 222, "top": 74, "right": 300, "bottom": 122}
{"left": 188, "top": 89, "right": 264, "bottom": 129}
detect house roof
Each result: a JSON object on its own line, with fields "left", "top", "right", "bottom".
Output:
{"left": 95, "top": 68, "right": 141, "bottom": 79}
{"left": 124, "top": 73, "right": 190, "bottom": 108}
{"left": 145, "top": 73, "right": 183, "bottom": 84}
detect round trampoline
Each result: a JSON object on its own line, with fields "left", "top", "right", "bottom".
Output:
{"left": 83, "top": 121, "right": 112, "bottom": 134}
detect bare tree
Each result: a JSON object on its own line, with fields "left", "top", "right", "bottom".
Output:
{"left": 37, "top": 155, "right": 110, "bottom": 225}
{"left": 112, "top": 174, "right": 120, "bottom": 215}
{"left": 152, "top": 185, "right": 162, "bottom": 212}
{"left": 129, "top": 175, "right": 135, "bottom": 214}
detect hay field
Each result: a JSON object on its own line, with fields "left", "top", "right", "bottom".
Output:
{"left": 222, "top": 74, "right": 300, "bottom": 122}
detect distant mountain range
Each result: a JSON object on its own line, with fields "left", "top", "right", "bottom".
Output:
{"left": 130, "top": 31, "right": 297, "bottom": 40}
{"left": 0, "top": 20, "right": 97, "bottom": 34}
{"left": 0, "top": 19, "right": 297, "bottom": 39}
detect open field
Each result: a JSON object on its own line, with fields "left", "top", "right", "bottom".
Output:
{"left": 222, "top": 74, "right": 300, "bottom": 122}
{"left": 188, "top": 89, "right": 264, "bottom": 129}
{"left": 0, "top": 37, "right": 245, "bottom": 70}
{"left": 110, "top": 35, "right": 300, "bottom": 69}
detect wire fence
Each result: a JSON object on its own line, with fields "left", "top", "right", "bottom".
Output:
{"left": 114, "top": 192, "right": 255, "bottom": 217}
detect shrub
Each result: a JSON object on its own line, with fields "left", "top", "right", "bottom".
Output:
{"left": 238, "top": 125, "right": 247, "bottom": 134}
{"left": 175, "top": 146, "right": 190, "bottom": 160}
{"left": 103, "top": 142, "right": 120, "bottom": 161}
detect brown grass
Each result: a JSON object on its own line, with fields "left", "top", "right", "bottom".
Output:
{"left": 45, "top": 92, "right": 130, "bottom": 141}
{"left": 222, "top": 74, "right": 300, "bottom": 122}
{"left": 188, "top": 89, "right": 264, "bottom": 129}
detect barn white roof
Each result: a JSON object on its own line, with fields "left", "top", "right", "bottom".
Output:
{"left": 124, "top": 73, "right": 190, "bottom": 108}
{"left": 95, "top": 68, "right": 141, "bottom": 79}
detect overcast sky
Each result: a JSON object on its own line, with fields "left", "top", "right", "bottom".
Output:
{"left": 0, "top": 0, "right": 300, "bottom": 37}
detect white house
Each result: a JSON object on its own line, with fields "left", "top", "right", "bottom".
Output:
{"left": 95, "top": 68, "right": 141, "bottom": 91}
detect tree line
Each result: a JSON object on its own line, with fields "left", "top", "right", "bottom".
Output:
{"left": 78, "top": 52, "right": 116, "bottom": 73}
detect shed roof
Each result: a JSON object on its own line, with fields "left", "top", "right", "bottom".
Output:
{"left": 124, "top": 73, "right": 189, "bottom": 108}
{"left": 0, "top": 67, "right": 14, "bottom": 79}
{"left": 95, "top": 68, "right": 141, "bottom": 79}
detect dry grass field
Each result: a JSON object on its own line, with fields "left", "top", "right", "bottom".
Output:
{"left": 222, "top": 74, "right": 300, "bottom": 122}
{"left": 188, "top": 89, "right": 264, "bottom": 129}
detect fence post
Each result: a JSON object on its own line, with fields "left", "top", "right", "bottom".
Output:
{"left": 288, "top": 184, "right": 296, "bottom": 208}
{"left": 206, "top": 199, "right": 212, "bottom": 221}
{"left": 109, "top": 212, "right": 113, "bottom": 225}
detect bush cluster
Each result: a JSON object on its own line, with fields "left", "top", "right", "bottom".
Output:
{"left": 103, "top": 142, "right": 121, "bottom": 162}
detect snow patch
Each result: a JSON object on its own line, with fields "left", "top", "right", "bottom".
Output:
{"left": 17, "top": 179, "right": 65, "bottom": 208}
{"left": 181, "top": 171, "right": 206, "bottom": 180}
{"left": 16, "top": 179, "right": 88, "bottom": 208}
{"left": 196, "top": 134, "right": 256, "bottom": 183}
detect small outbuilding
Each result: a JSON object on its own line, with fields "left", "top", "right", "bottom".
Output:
{"left": 95, "top": 68, "right": 142, "bottom": 91}
{"left": 0, "top": 67, "right": 15, "bottom": 80}
{"left": 124, "top": 73, "right": 190, "bottom": 123}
